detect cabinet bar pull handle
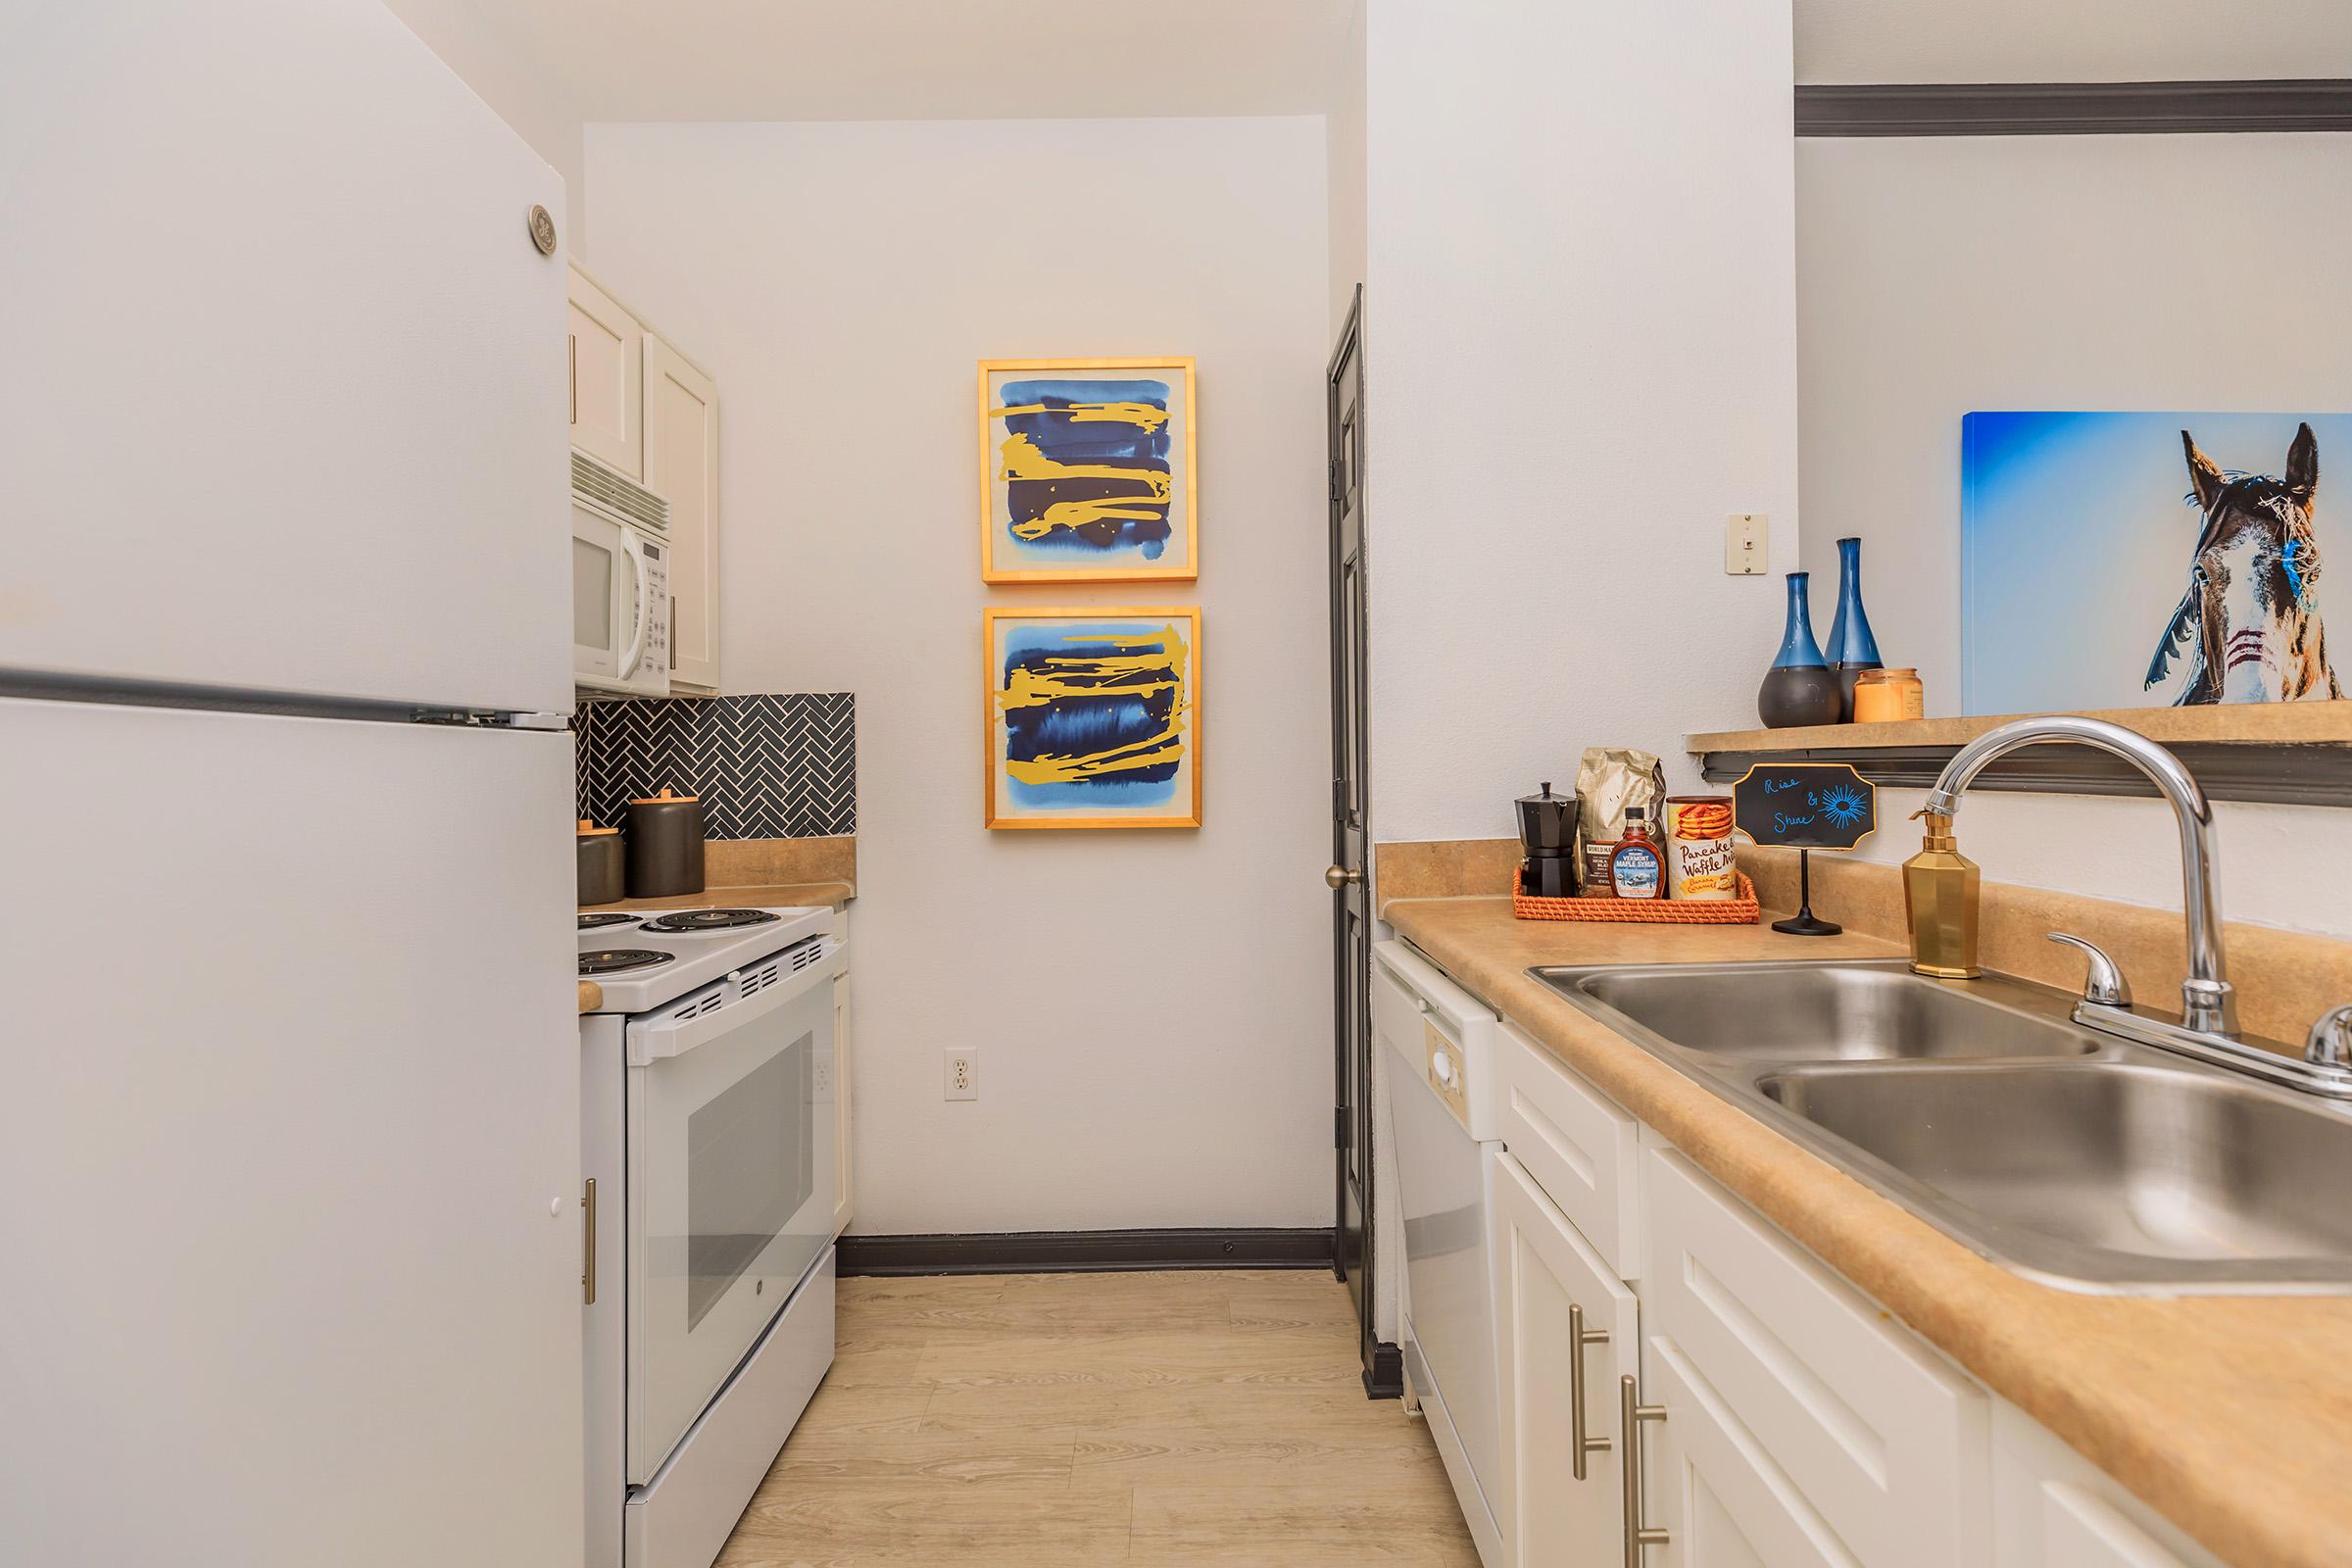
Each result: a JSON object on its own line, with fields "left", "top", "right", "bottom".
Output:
{"left": 1570, "top": 1301, "right": 1611, "bottom": 1480}
{"left": 1620, "top": 1373, "right": 1668, "bottom": 1567}
{"left": 581, "top": 1177, "right": 597, "bottom": 1305}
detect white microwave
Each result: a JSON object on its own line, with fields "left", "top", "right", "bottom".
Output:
{"left": 572, "top": 451, "right": 671, "bottom": 698}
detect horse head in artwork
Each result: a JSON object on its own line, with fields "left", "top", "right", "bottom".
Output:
{"left": 2145, "top": 421, "right": 2341, "bottom": 705}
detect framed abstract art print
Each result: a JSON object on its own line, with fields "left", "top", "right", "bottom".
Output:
{"left": 979, "top": 358, "right": 1199, "bottom": 583}
{"left": 983, "top": 607, "right": 1201, "bottom": 829}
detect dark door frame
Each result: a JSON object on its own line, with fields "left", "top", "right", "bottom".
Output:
{"left": 1327, "top": 285, "right": 1397, "bottom": 1397}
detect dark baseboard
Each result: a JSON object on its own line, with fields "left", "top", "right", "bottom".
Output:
{"left": 1796, "top": 79, "right": 2352, "bottom": 137}
{"left": 1363, "top": 1341, "right": 1403, "bottom": 1400}
{"left": 836, "top": 1226, "right": 1336, "bottom": 1278}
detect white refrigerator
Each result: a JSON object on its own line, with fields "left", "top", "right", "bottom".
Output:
{"left": 1, "top": 3, "right": 583, "bottom": 1563}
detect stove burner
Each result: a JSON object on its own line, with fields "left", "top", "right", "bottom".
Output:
{"left": 577, "top": 912, "right": 641, "bottom": 931}
{"left": 579, "top": 949, "right": 677, "bottom": 977}
{"left": 636, "top": 908, "right": 781, "bottom": 934}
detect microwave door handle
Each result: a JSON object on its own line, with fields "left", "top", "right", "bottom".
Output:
{"left": 617, "top": 536, "right": 650, "bottom": 679}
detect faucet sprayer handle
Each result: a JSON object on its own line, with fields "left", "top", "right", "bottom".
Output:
{"left": 2307, "top": 1005, "right": 2352, "bottom": 1069}
{"left": 2047, "top": 933, "right": 2132, "bottom": 1008}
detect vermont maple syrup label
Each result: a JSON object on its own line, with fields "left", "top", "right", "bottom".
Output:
{"left": 1609, "top": 843, "right": 1663, "bottom": 899}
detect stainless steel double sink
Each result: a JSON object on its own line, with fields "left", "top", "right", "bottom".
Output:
{"left": 1529, "top": 960, "right": 2352, "bottom": 1294}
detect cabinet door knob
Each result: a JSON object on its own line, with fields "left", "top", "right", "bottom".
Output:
{"left": 1324, "top": 863, "right": 1361, "bottom": 890}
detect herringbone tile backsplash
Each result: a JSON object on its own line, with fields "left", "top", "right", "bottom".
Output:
{"left": 574, "top": 693, "right": 856, "bottom": 840}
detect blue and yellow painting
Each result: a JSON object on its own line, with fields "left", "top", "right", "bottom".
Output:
{"left": 1962, "top": 412, "right": 2351, "bottom": 713}
{"left": 981, "top": 360, "right": 1197, "bottom": 582}
{"left": 985, "top": 610, "right": 1200, "bottom": 828}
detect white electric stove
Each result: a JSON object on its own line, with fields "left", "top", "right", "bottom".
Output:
{"left": 578, "top": 906, "right": 845, "bottom": 1568}
{"left": 577, "top": 904, "right": 834, "bottom": 1012}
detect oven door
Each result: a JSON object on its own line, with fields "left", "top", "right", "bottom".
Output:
{"left": 624, "top": 945, "right": 838, "bottom": 1483}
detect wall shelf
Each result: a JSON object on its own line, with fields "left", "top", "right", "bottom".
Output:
{"left": 1687, "top": 702, "right": 2352, "bottom": 808}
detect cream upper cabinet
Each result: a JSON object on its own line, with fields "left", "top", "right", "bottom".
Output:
{"left": 567, "top": 267, "right": 643, "bottom": 479}
{"left": 644, "top": 334, "right": 720, "bottom": 693}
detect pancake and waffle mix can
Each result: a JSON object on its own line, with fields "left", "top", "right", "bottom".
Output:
{"left": 1663, "top": 796, "right": 1738, "bottom": 901}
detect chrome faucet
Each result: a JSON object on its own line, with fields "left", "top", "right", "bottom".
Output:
{"left": 1921, "top": 715, "right": 2352, "bottom": 1098}
{"left": 1924, "top": 714, "right": 2234, "bottom": 1034}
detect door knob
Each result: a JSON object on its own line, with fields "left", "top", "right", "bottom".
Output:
{"left": 1324, "top": 864, "right": 1361, "bottom": 890}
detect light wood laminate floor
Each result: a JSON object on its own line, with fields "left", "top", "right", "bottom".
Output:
{"left": 713, "top": 1268, "right": 1479, "bottom": 1566}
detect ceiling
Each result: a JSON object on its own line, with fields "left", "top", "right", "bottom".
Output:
{"left": 455, "top": 0, "right": 1361, "bottom": 122}
{"left": 1793, "top": 0, "right": 2352, "bottom": 84}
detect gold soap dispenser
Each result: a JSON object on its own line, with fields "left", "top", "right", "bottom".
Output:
{"left": 1903, "top": 809, "right": 1982, "bottom": 978}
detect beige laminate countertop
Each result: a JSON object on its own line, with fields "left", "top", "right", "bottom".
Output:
{"left": 1382, "top": 894, "right": 2352, "bottom": 1568}
{"left": 577, "top": 883, "right": 855, "bottom": 1012}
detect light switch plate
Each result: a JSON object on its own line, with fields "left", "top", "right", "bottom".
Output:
{"left": 1727, "top": 513, "right": 1767, "bottom": 574}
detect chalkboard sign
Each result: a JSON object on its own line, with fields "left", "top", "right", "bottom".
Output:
{"left": 1731, "top": 761, "right": 1878, "bottom": 851}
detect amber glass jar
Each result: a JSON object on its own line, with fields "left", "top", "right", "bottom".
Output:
{"left": 1852, "top": 666, "right": 1925, "bottom": 723}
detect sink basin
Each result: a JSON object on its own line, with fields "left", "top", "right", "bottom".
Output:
{"left": 1759, "top": 1063, "right": 2352, "bottom": 1288}
{"left": 1521, "top": 957, "right": 2352, "bottom": 1292}
{"left": 1538, "top": 961, "right": 2100, "bottom": 1063}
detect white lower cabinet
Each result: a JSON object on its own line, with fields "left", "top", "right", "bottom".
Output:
{"left": 1641, "top": 1335, "right": 1855, "bottom": 1568}
{"left": 1990, "top": 1400, "right": 2221, "bottom": 1568}
{"left": 1487, "top": 1149, "right": 1639, "bottom": 1566}
{"left": 1641, "top": 1144, "right": 1987, "bottom": 1568}
{"left": 1476, "top": 1010, "right": 2213, "bottom": 1568}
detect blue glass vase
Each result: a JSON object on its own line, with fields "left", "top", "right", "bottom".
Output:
{"left": 1757, "top": 571, "right": 1842, "bottom": 728}
{"left": 1823, "top": 536, "right": 1883, "bottom": 721}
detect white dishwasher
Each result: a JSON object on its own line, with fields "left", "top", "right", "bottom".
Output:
{"left": 1373, "top": 939, "right": 1504, "bottom": 1568}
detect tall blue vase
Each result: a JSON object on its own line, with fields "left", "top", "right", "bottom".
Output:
{"left": 1757, "top": 572, "right": 1841, "bottom": 728}
{"left": 1824, "top": 536, "right": 1883, "bottom": 721}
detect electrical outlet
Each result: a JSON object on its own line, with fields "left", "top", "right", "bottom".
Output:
{"left": 1727, "top": 513, "right": 1768, "bottom": 575}
{"left": 944, "top": 1050, "right": 977, "bottom": 1102}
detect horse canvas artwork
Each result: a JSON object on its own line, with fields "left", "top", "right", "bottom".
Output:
{"left": 2147, "top": 423, "right": 2338, "bottom": 705}
{"left": 1961, "top": 413, "right": 2352, "bottom": 714}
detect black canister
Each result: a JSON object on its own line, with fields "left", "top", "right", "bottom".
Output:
{"left": 576, "top": 819, "right": 624, "bottom": 906}
{"left": 625, "top": 787, "right": 706, "bottom": 898}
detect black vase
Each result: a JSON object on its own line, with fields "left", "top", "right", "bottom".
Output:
{"left": 1758, "top": 572, "right": 1843, "bottom": 728}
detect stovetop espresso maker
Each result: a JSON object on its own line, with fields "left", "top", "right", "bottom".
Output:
{"left": 1516, "top": 780, "right": 1580, "bottom": 899}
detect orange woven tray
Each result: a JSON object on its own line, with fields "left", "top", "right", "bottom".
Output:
{"left": 1512, "top": 868, "right": 1760, "bottom": 924}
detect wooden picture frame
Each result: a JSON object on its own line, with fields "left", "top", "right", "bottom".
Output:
{"left": 978, "top": 358, "right": 1199, "bottom": 584}
{"left": 983, "top": 607, "right": 1201, "bottom": 830}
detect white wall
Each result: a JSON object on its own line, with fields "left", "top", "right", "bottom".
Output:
{"left": 380, "top": 0, "right": 588, "bottom": 255}
{"left": 587, "top": 118, "right": 1334, "bottom": 1233}
{"left": 1363, "top": 0, "right": 1801, "bottom": 843}
{"left": 1798, "top": 133, "right": 2352, "bottom": 937}
{"left": 1326, "top": 2, "right": 1366, "bottom": 337}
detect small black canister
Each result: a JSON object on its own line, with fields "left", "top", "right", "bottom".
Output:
{"left": 626, "top": 787, "right": 706, "bottom": 898}
{"left": 576, "top": 819, "right": 624, "bottom": 906}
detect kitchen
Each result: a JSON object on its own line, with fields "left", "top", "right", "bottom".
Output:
{"left": 7, "top": 3, "right": 2352, "bottom": 1567}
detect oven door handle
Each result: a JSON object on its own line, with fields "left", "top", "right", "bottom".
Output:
{"left": 625, "top": 938, "right": 844, "bottom": 1067}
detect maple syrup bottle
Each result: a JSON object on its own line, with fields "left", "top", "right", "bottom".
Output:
{"left": 1609, "top": 808, "right": 1666, "bottom": 900}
